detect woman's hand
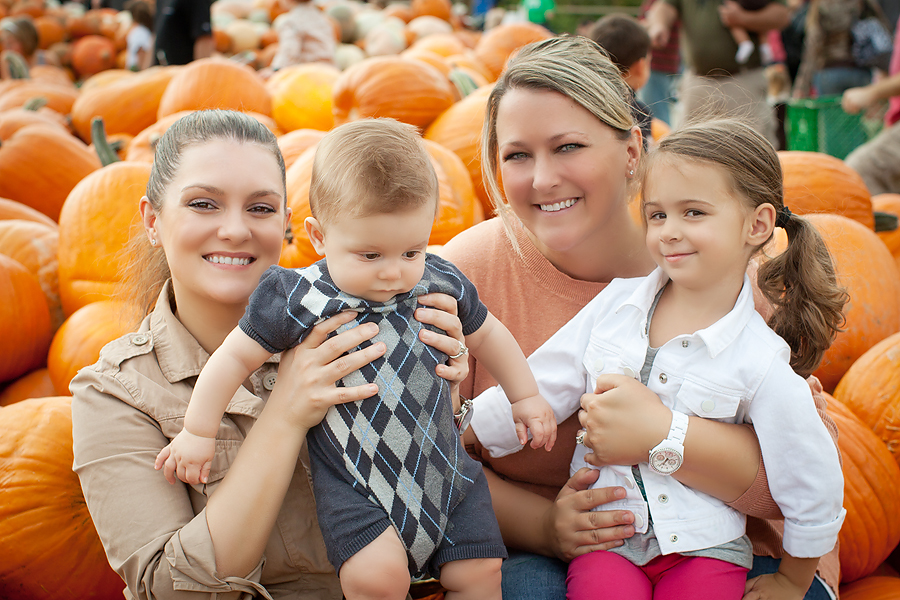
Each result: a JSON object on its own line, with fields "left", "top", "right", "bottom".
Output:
{"left": 545, "top": 468, "right": 635, "bottom": 561}
{"left": 415, "top": 292, "right": 469, "bottom": 387}
{"left": 274, "top": 310, "right": 386, "bottom": 431}
{"left": 577, "top": 374, "right": 671, "bottom": 468}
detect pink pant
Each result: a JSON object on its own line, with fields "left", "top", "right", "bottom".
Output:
{"left": 567, "top": 551, "right": 749, "bottom": 600}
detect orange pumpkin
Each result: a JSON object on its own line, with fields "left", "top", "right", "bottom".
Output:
{"left": 411, "top": 0, "right": 452, "bottom": 21}
{"left": 444, "top": 52, "right": 493, "bottom": 82}
{"left": 834, "top": 331, "right": 900, "bottom": 467}
{"left": 802, "top": 214, "right": 900, "bottom": 391}
{"left": 872, "top": 193, "right": 900, "bottom": 275}
{"left": 33, "top": 14, "right": 67, "bottom": 49}
{"left": 78, "top": 68, "right": 133, "bottom": 92}
{"left": 0, "top": 80, "right": 79, "bottom": 114}
{"left": 267, "top": 62, "right": 340, "bottom": 133}
{"left": 0, "top": 197, "right": 58, "bottom": 227}
{"left": 779, "top": 151, "right": 875, "bottom": 229}
{"left": 473, "top": 22, "right": 552, "bottom": 81}
{"left": 411, "top": 32, "right": 469, "bottom": 57}
{"left": 0, "top": 104, "right": 71, "bottom": 138}
{"left": 47, "top": 300, "right": 133, "bottom": 395}
{"left": 651, "top": 117, "right": 671, "bottom": 142}
{"left": 0, "top": 367, "right": 56, "bottom": 406}
{"left": 71, "top": 34, "right": 117, "bottom": 78}
{"left": 840, "top": 575, "right": 900, "bottom": 599}
{"left": 157, "top": 57, "right": 272, "bottom": 120}
{"left": 332, "top": 56, "right": 455, "bottom": 131}
{"left": 0, "top": 254, "right": 51, "bottom": 383}
{"left": 0, "top": 124, "right": 102, "bottom": 221}
{"left": 57, "top": 161, "right": 151, "bottom": 316}
{"left": 826, "top": 396, "right": 900, "bottom": 583}
{"left": 71, "top": 66, "right": 179, "bottom": 143}
{"left": 0, "top": 219, "right": 62, "bottom": 330}
{"left": 424, "top": 84, "right": 494, "bottom": 216}
{"left": 277, "top": 128, "right": 326, "bottom": 171}
{"left": 0, "top": 396, "right": 125, "bottom": 600}
{"left": 424, "top": 138, "right": 479, "bottom": 242}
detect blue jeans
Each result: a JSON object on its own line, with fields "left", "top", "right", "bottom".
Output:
{"left": 500, "top": 552, "right": 834, "bottom": 599}
{"left": 813, "top": 67, "right": 872, "bottom": 97}
{"left": 637, "top": 69, "right": 679, "bottom": 126}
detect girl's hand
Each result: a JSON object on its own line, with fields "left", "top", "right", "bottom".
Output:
{"left": 274, "top": 310, "right": 386, "bottom": 431}
{"left": 578, "top": 374, "right": 671, "bottom": 467}
{"left": 415, "top": 292, "right": 469, "bottom": 387}
{"left": 546, "top": 468, "right": 635, "bottom": 561}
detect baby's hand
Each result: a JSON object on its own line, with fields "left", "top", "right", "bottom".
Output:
{"left": 743, "top": 572, "right": 805, "bottom": 600}
{"left": 511, "top": 394, "right": 557, "bottom": 451}
{"left": 154, "top": 428, "right": 215, "bottom": 486}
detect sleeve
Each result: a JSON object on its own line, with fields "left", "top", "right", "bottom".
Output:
{"left": 271, "top": 18, "right": 304, "bottom": 70}
{"left": 745, "top": 355, "right": 846, "bottom": 557}
{"left": 426, "top": 254, "right": 488, "bottom": 336}
{"left": 189, "top": 0, "right": 213, "bottom": 41}
{"left": 70, "top": 370, "right": 270, "bottom": 600}
{"left": 239, "top": 266, "right": 310, "bottom": 354}
{"left": 470, "top": 290, "right": 609, "bottom": 457}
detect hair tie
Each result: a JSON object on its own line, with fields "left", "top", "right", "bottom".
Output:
{"left": 775, "top": 206, "right": 792, "bottom": 229}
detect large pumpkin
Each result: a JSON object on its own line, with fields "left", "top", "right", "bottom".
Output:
{"left": 0, "top": 219, "right": 62, "bottom": 330}
{"left": 804, "top": 214, "right": 900, "bottom": 391}
{"left": 424, "top": 138, "right": 480, "bottom": 241}
{"left": 473, "top": 22, "right": 552, "bottom": 81}
{"left": 411, "top": 0, "right": 452, "bottom": 21}
{"left": 0, "top": 124, "right": 102, "bottom": 221}
{"left": 840, "top": 576, "right": 900, "bottom": 599}
{"left": 826, "top": 396, "right": 900, "bottom": 583}
{"left": 778, "top": 151, "right": 875, "bottom": 229}
{"left": 47, "top": 300, "right": 133, "bottom": 395}
{"left": 332, "top": 56, "right": 455, "bottom": 130}
{"left": 267, "top": 62, "right": 341, "bottom": 133}
{"left": 0, "top": 368, "right": 56, "bottom": 406}
{"left": 277, "top": 128, "right": 326, "bottom": 171}
{"left": 834, "top": 331, "right": 900, "bottom": 467}
{"left": 57, "top": 161, "right": 151, "bottom": 316}
{"left": 0, "top": 197, "right": 57, "bottom": 227}
{"left": 425, "top": 84, "right": 493, "bottom": 216}
{"left": 71, "top": 66, "right": 179, "bottom": 143}
{"left": 70, "top": 34, "right": 118, "bottom": 78}
{"left": 0, "top": 254, "right": 52, "bottom": 383}
{"left": 0, "top": 104, "right": 71, "bottom": 138}
{"left": 0, "top": 80, "right": 79, "bottom": 114}
{"left": 872, "top": 193, "right": 900, "bottom": 276}
{"left": 0, "top": 396, "right": 125, "bottom": 600}
{"left": 157, "top": 57, "right": 272, "bottom": 120}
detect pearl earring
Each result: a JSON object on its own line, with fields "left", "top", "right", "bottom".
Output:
{"left": 150, "top": 238, "right": 157, "bottom": 246}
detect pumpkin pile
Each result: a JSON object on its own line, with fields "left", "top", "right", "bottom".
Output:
{"left": 2, "top": 0, "right": 900, "bottom": 597}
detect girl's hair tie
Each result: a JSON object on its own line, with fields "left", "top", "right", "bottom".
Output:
{"left": 775, "top": 206, "right": 793, "bottom": 229}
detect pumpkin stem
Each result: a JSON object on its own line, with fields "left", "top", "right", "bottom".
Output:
{"left": 91, "top": 117, "right": 121, "bottom": 166}
{"left": 23, "top": 97, "right": 48, "bottom": 111}
{"left": 2, "top": 50, "right": 31, "bottom": 79}
{"left": 874, "top": 210, "right": 899, "bottom": 232}
{"left": 449, "top": 69, "right": 478, "bottom": 100}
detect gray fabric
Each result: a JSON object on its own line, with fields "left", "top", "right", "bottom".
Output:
{"left": 240, "top": 254, "right": 489, "bottom": 573}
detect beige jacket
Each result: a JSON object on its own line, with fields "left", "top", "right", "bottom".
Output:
{"left": 71, "top": 282, "right": 343, "bottom": 600}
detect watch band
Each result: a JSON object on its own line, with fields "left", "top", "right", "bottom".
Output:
{"left": 667, "top": 410, "right": 689, "bottom": 446}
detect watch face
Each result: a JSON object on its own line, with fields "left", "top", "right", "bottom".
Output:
{"left": 650, "top": 448, "right": 683, "bottom": 475}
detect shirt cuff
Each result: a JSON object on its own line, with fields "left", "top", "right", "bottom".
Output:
{"left": 781, "top": 509, "right": 846, "bottom": 558}
{"left": 470, "top": 386, "right": 523, "bottom": 458}
{"left": 165, "top": 508, "right": 273, "bottom": 599}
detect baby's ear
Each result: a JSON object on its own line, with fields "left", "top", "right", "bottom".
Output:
{"left": 304, "top": 217, "right": 327, "bottom": 256}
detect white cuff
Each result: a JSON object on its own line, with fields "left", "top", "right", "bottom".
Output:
{"left": 782, "top": 509, "right": 846, "bottom": 558}
{"left": 470, "top": 386, "right": 523, "bottom": 458}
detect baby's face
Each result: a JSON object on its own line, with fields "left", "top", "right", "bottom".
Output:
{"left": 319, "top": 203, "right": 435, "bottom": 303}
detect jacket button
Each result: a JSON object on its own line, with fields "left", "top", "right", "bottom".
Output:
{"left": 682, "top": 340, "right": 690, "bottom": 348}
{"left": 670, "top": 534, "right": 678, "bottom": 543}
{"left": 263, "top": 372, "right": 277, "bottom": 391}
{"left": 623, "top": 366, "right": 636, "bottom": 379}
{"left": 624, "top": 477, "right": 635, "bottom": 489}
{"left": 701, "top": 399, "right": 716, "bottom": 412}
{"left": 658, "top": 494, "right": 669, "bottom": 503}
{"left": 658, "top": 373, "right": 667, "bottom": 384}
{"left": 593, "top": 357, "right": 604, "bottom": 372}
{"left": 132, "top": 333, "right": 150, "bottom": 346}
{"left": 634, "top": 514, "right": 644, "bottom": 529}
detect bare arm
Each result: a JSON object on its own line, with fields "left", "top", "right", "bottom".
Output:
{"left": 745, "top": 554, "right": 819, "bottom": 600}
{"left": 466, "top": 312, "right": 539, "bottom": 402}
{"left": 193, "top": 35, "right": 214, "bottom": 60}
{"left": 646, "top": 1, "right": 679, "bottom": 48}
{"left": 719, "top": 0, "right": 791, "bottom": 33}
{"left": 843, "top": 73, "right": 900, "bottom": 113}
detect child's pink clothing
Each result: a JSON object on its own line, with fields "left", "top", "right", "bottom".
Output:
{"left": 566, "top": 551, "right": 748, "bottom": 600}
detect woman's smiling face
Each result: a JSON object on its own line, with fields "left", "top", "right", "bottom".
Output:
{"left": 496, "top": 87, "right": 639, "bottom": 257}
{"left": 148, "top": 139, "right": 288, "bottom": 314}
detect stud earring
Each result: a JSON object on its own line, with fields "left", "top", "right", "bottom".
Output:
{"left": 629, "top": 170, "right": 634, "bottom": 176}
{"left": 150, "top": 238, "right": 157, "bottom": 246}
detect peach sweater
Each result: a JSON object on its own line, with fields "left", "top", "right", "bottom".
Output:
{"left": 440, "top": 217, "right": 840, "bottom": 594}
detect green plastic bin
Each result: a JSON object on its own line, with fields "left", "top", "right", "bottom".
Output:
{"left": 785, "top": 95, "right": 882, "bottom": 160}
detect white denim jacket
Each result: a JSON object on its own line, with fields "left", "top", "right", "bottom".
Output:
{"left": 473, "top": 268, "right": 845, "bottom": 558}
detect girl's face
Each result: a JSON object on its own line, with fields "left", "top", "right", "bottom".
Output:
{"left": 142, "top": 139, "right": 288, "bottom": 315}
{"left": 495, "top": 87, "right": 640, "bottom": 257}
{"left": 642, "top": 157, "right": 770, "bottom": 292}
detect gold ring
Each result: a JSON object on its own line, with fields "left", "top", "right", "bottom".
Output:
{"left": 449, "top": 341, "right": 469, "bottom": 360}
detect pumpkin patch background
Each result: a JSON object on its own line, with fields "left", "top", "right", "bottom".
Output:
{"left": 1, "top": 0, "right": 899, "bottom": 598}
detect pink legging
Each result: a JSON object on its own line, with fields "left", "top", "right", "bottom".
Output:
{"left": 566, "top": 550, "right": 749, "bottom": 600}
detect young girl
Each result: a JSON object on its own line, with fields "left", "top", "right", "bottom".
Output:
{"left": 156, "top": 118, "right": 556, "bottom": 599}
{"left": 473, "top": 118, "right": 847, "bottom": 599}
{"left": 124, "top": 0, "right": 154, "bottom": 71}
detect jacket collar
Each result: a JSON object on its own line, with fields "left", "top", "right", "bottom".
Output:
{"left": 617, "top": 267, "right": 757, "bottom": 358}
